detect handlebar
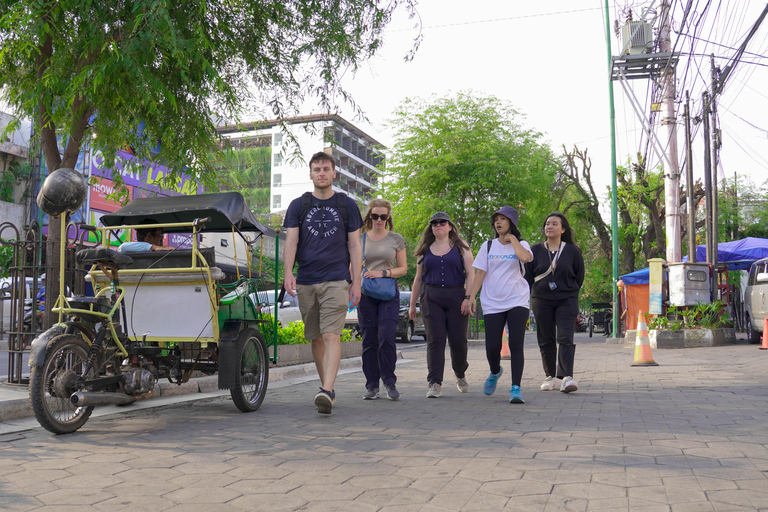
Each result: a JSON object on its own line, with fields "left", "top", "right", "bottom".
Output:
{"left": 78, "top": 223, "right": 98, "bottom": 232}
{"left": 193, "top": 217, "right": 212, "bottom": 229}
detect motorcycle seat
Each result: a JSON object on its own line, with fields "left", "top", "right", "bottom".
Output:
{"left": 76, "top": 248, "right": 134, "bottom": 269}
{"left": 66, "top": 296, "right": 113, "bottom": 317}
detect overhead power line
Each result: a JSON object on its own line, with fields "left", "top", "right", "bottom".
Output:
{"left": 714, "top": 3, "right": 768, "bottom": 95}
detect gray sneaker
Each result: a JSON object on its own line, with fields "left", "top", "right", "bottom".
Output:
{"left": 426, "top": 382, "right": 442, "bottom": 398}
{"left": 384, "top": 384, "right": 400, "bottom": 401}
{"left": 363, "top": 387, "right": 379, "bottom": 400}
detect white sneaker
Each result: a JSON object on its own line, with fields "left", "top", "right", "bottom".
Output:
{"left": 454, "top": 371, "right": 469, "bottom": 393}
{"left": 560, "top": 376, "right": 578, "bottom": 393}
{"left": 540, "top": 376, "right": 556, "bottom": 391}
{"left": 426, "top": 383, "right": 442, "bottom": 398}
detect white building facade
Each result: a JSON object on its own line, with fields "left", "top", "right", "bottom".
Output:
{"left": 217, "top": 114, "right": 385, "bottom": 213}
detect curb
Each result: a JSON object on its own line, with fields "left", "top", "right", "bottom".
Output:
{"left": 0, "top": 353, "right": 394, "bottom": 424}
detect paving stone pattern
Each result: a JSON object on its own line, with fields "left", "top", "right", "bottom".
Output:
{"left": 2, "top": 339, "right": 768, "bottom": 511}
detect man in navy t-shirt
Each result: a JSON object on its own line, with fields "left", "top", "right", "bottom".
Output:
{"left": 283, "top": 151, "right": 363, "bottom": 414}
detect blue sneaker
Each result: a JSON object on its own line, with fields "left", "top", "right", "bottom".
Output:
{"left": 509, "top": 385, "right": 524, "bottom": 404}
{"left": 483, "top": 368, "right": 503, "bottom": 396}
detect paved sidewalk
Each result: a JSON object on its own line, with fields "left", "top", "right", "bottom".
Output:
{"left": 3, "top": 336, "right": 768, "bottom": 511}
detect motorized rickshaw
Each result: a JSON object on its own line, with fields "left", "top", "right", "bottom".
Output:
{"left": 29, "top": 181, "right": 274, "bottom": 434}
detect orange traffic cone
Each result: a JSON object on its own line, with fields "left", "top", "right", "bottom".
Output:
{"left": 501, "top": 329, "right": 511, "bottom": 360}
{"left": 631, "top": 311, "right": 658, "bottom": 366}
{"left": 759, "top": 316, "right": 768, "bottom": 350}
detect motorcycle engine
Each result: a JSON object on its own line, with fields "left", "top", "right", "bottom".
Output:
{"left": 122, "top": 368, "right": 155, "bottom": 395}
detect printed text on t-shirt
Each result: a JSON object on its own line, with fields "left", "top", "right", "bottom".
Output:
{"left": 304, "top": 206, "right": 341, "bottom": 238}
{"left": 488, "top": 254, "right": 519, "bottom": 260}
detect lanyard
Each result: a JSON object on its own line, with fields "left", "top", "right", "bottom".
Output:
{"left": 545, "top": 241, "right": 564, "bottom": 274}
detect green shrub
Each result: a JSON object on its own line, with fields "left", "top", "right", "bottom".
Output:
{"left": 647, "top": 301, "right": 732, "bottom": 330}
{"left": 0, "top": 241, "right": 16, "bottom": 278}
{"left": 258, "top": 314, "right": 355, "bottom": 345}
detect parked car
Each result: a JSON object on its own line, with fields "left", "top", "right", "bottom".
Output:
{"left": 258, "top": 289, "right": 361, "bottom": 338}
{"left": 0, "top": 276, "right": 45, "bottom": 332}
{"left": 257, "top": 289, "right": 302, "bottom": 328}
{"left": 397, "top": 291, "right": 426, "bottom": 342}
{"left": 745, "top": 257, "right": 768, "bottom": 344}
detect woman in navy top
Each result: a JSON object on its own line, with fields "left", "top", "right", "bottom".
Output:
{"left": 409, "top": 212, "right": 474, "bottom": 398}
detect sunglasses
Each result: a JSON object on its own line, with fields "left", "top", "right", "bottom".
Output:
{"left": 370, "top": 213, "right": 389, "bottom": 221}
{"left": 430, "top": 220, "right": 448, "bottom": 226}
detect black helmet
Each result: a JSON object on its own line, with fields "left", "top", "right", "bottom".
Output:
{"left": 36, "top": 168, "right": 87, "bottom": 217}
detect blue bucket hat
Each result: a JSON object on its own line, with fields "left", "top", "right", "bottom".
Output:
{"left": 491, "top": 206, "right": 519, "bottom": 228}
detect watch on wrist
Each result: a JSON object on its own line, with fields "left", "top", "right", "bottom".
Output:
{"left": 383, "top": 270, "right": 388, "bottom": 277}
{"left": 464, "top": 295, "right": 471, "bottom": 300}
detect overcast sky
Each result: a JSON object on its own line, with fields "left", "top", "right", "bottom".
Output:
{"left": 332, "top": 0, "right": 768, "bottom": 205}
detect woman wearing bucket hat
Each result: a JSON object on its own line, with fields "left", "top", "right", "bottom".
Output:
{"left": 525, "top": 212, "right": 584, "bottom": 393}
{"left": 410, "top": 212, "right": 474, "bottom": 398}
{"left": 467, "top": 206, "right": 533, "bottom": 403}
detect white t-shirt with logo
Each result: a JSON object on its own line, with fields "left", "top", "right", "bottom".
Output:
{"left": 472, "top": 238, "right": 533, "bottom": 315}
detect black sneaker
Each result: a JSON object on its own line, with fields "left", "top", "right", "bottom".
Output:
{"left": 384, "top": 384, "right": 400, "bottom": 401}
{"left": 314, "top": 387, "right": 335, "bottom": 414}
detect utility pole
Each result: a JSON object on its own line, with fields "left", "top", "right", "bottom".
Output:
{"left": 733, "top": 171, "right": 738, "bottom": 237}
{"left": 683, "top": 92, "right": 695, "bottom": 262}
{"left": 603, "top": 0, "right": 619, "bottom": 338}
{"left": 710, "top": 55, "right": 720, "bottom": 274}
{"left": 702, "top": 91, "right": 715, "bottom": 300}
{"left": 660, "top": 0, "right": 682, "bottom": 263}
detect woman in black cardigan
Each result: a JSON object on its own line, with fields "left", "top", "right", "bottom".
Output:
{"left": 525, "top": 212, "right": 584, "bottom": 393}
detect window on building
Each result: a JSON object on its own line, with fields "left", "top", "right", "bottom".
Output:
{"left": 273, "top": 153, "right": 283, "bottom": 167}
{"left": 273, "top": 174, "right": 282, "bottom": 187}
{"left": 273, "top": 133, "right": 282, "bottom": 146}
{"left": 273, "top": 195, "right": 281, "bottom": 209}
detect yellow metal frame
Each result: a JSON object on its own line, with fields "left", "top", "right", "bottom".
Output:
{"left": 52, "top": 219, "right": 221, "bottom": 348}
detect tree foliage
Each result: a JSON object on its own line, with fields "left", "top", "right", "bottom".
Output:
{"left": 0, "top": 0, "right": 419, "bottom": 184}
{"left": 718, "top": 175, "right": 768, "bottom": 240}
{"left": 209, "top": 146, "right": 272, "bottom": 214}
{"left": 383, "top": 92, "right": 559, "bottom": 254}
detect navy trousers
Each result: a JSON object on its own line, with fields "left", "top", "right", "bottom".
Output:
{"left": 357, "top": 292, "right": 400, "bottom": 390}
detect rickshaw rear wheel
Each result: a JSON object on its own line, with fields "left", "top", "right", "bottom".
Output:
{"left": 29, "top": 334, "right": 95, "bottom": 435}
{"left": 230, "top": 328, "right": 269, "bottom": 412}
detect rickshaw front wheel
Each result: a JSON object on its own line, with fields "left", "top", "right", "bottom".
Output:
{"left": 29, "top": 334, "right": 95, "bottom": 435}
{"left": 230, "top": 328, "right": 269, "bottom": 413}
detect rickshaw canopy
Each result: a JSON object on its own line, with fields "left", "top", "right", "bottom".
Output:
{"left": 100, "top": 192, "right": 268, "bottom": 234}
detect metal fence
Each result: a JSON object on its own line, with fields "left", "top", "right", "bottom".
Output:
{"left": 1, "top": 221, "right": 89, "bottom": 385}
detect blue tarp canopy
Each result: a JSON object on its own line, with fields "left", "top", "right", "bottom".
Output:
{"left": 621, "top": 267, "right": 650, "bottom": 285}
{"left": 689, "top": 237, "right": 768, "bottom": 271}
{"left": 620, "top": 237, "right": 768, "bottom": 284}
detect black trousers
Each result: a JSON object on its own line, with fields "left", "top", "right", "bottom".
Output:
{"left": 484, "top": 307, "right": 529, "bottom": 386}
{"left": 531, "top": 296, "right": 578, "bottom": 379}
{"left": 422, "top": 285, "right": 468, "bottom": 385}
